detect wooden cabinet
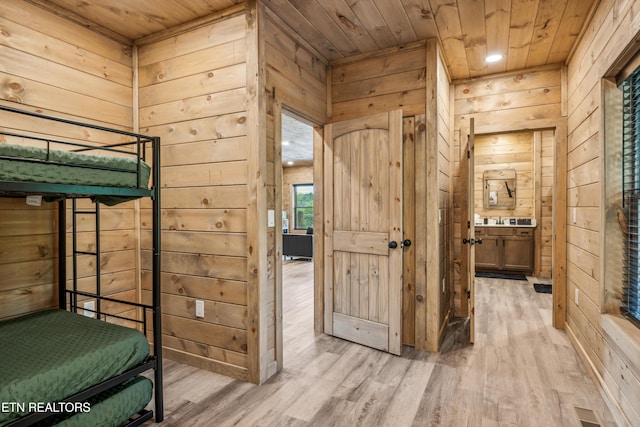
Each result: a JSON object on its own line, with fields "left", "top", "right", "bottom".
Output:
{"left": 475, "top": 227, "right": 534, "bottom": 274}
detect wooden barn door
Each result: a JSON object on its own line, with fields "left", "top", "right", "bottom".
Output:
{"left": 323, "top": 110, "right": 403, "bottom": 355}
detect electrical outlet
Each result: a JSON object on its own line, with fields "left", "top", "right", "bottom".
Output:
{"left": 442, "top": 278, "right": 445, "bottom": 293}
{"left": 575, "top": 288, "right": 579, "bottom": 306}
{"left": 438, "top": 210, "right": 442, "bottom": 224}
{"left": 83, "top": 301, "right": 95, "bottom": 318}
{"left": 195, "top": 300, "right": 205, "bottom": 318}
{"left": 572, "top": 207, "right": 577, "bottom": 224}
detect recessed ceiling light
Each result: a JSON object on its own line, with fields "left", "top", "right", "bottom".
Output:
{"left": 282, "top": 141, "right": 290, "bottom": 146}
{"left": 485, "top": 53, "right": 503, "bottom": 63}
{"left": 287, "top": 161, "right": 293, "bottom": 165}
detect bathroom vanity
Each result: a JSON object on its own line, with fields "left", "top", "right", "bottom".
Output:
{"left": 475, "top": 225, "right": 535, "bottom": 274}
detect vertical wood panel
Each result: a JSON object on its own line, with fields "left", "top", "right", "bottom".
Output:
{"left": 313, "top": 125, "right": 324, "bottom": 332}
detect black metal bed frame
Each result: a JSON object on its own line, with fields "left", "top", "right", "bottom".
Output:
{"left": 0, "top": 104, "right": 163, "bottom": 426}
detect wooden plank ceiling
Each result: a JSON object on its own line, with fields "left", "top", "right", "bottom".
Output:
{"left": 44, "top": 0, "right": 597, "bottom": 80}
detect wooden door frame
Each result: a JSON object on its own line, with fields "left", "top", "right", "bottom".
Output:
{"left": 272, "top": 104, "right": 324, "bottom": 371}
{"left": 459, "top": 117, "right": 567, "bottom": 330}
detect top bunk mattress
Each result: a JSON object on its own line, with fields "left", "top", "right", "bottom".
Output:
{"left": 0, "top": 309, "right": 150, "bottom": 425}
{"left": 0, "top": 144, "right": 151, "bottom": 204}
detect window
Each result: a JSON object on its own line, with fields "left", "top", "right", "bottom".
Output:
{"left": 621, "top": 68, "right": 640, "bottom": 326}
{"left": 293, "top": 184, "right": 313, "bottom": 230}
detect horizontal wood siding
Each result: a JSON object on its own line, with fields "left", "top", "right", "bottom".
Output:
{"left": 453, "top": 67, "right": 562, "bottom": 316}
{"left": 437, "top": 48, "right": 452, "bottom": 341}
{"left": 566, "top": 0, "right": 640, "bottom": 425}
{"left": 137, "top": 12, "right": 250, "bottom": 381}
{"left": 264, "top": 6, "right": 327, "bottom": 124}
{"left": 474, "top": 132, "right": 533, "bottom": 220}
{"left": 0, "top": 1, "right": 135, "bottom": 321}
{"left": 329, "top": 42, "right": 426, "bottom": 122}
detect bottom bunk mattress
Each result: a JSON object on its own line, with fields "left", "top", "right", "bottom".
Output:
{"left": 0, "top": 309, "right": 150, "bottom": 426}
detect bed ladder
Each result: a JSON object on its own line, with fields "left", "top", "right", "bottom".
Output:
{"left": 71, "top": 199, "right": 101, "bottom": 319}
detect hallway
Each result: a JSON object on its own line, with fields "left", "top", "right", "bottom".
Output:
{"left": 150, "top": 260, "right": 615, "bottom": 426}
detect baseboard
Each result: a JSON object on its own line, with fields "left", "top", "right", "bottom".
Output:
{"left": 565, "top": 322, "right": 631, "bottom": 427}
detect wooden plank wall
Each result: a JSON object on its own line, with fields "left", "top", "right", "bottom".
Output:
{"left": 282, "top": 166, "right": 314, "bottom": 233}
{"left": 328, "top": 41, "right": 427, "bottom": 123}
{"left": 264, "top": 6, "right": 327, "bottom": 125}
{"left": 423, "top": 41, "right": 453, "bottom": 351}
{"left": 263, "top": 7, "right": 327, "bottom": 380}
{"left": 0, "top": 1, "right": 136, "bottom": 321}
{"left": 436, "top": 46, "right": 452, "bottom": 343}
{"left": 474, "top": 132, "right": 533, "bottom": 219}
{"left": 137, "top": 12, "right": 251, "bottom": 381}
{"left": 565, "top": 0, "right": 640, "bottom": 425}
{"left": 452, "top": 67, "right": 562, "bottom": 316}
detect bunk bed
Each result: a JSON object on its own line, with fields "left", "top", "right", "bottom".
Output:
{"left": 0, "top": 105, "right": 163, "bottom": 427}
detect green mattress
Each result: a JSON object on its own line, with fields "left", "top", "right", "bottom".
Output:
{"left": 0, "top": 309, "right": 150, "bottom": 426}
{"left": 0, "top": 143, "right": 151, "bottom": 204}
{"left": 38, "top": 376, "right": 152, "bottom": 427}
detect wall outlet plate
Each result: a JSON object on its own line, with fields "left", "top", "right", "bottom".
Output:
{"left": 196, "top": 300, "right": 205, "bottom": 318}
{"left": 575, "top": 288, "right": 579, "bottom": 306}
{"left": 83, "top": 301, "right": 95, "bottom": 318}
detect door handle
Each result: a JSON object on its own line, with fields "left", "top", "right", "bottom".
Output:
{"left": 476, "top": 238, "right": 483, "bottom": 245}
{"left": 463, "top": 238, "right": 475, "bottom": 245}
{"left": 388, "top": 241, "right": 398, "bottom": 249}
{"left": 402, "top": 239, "right": 412, "bottom": 248}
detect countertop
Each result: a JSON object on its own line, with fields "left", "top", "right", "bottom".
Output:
{"left": 475, "top": 223, "right": 536, "bottom": 228}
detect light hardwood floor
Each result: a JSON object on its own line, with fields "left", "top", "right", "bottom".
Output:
{"left": 148, "top": 261, "right": 616, "bottom": 426}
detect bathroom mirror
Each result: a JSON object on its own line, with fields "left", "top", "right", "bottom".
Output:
{"left": 483, "top": 169, "right": 516, "bottom": 209}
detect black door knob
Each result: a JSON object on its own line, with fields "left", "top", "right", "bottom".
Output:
{"left": 388, "top": 241, "right": 398, "bottom": 249}
{"left": 476, "top": 238, "right": 483, "bottom": 245}
{"left": 403, "top": 239, "right": 412, "bottom": 247}
{"left": 463, "top": 238, "right": 475, "bottom": 245}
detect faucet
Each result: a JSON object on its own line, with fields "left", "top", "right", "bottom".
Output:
{"left": 498, "top": 216, "right": 502, "bottom": 225}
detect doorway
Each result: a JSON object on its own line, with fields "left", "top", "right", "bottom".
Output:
{"left": 463, "top": 125, "right": 565, "bottom": 344}
{"left": 279, "top": 109, "right": 317, "bottom": 366}
{"left": 473, "top": 130, "right": 554, "bottom": 280}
